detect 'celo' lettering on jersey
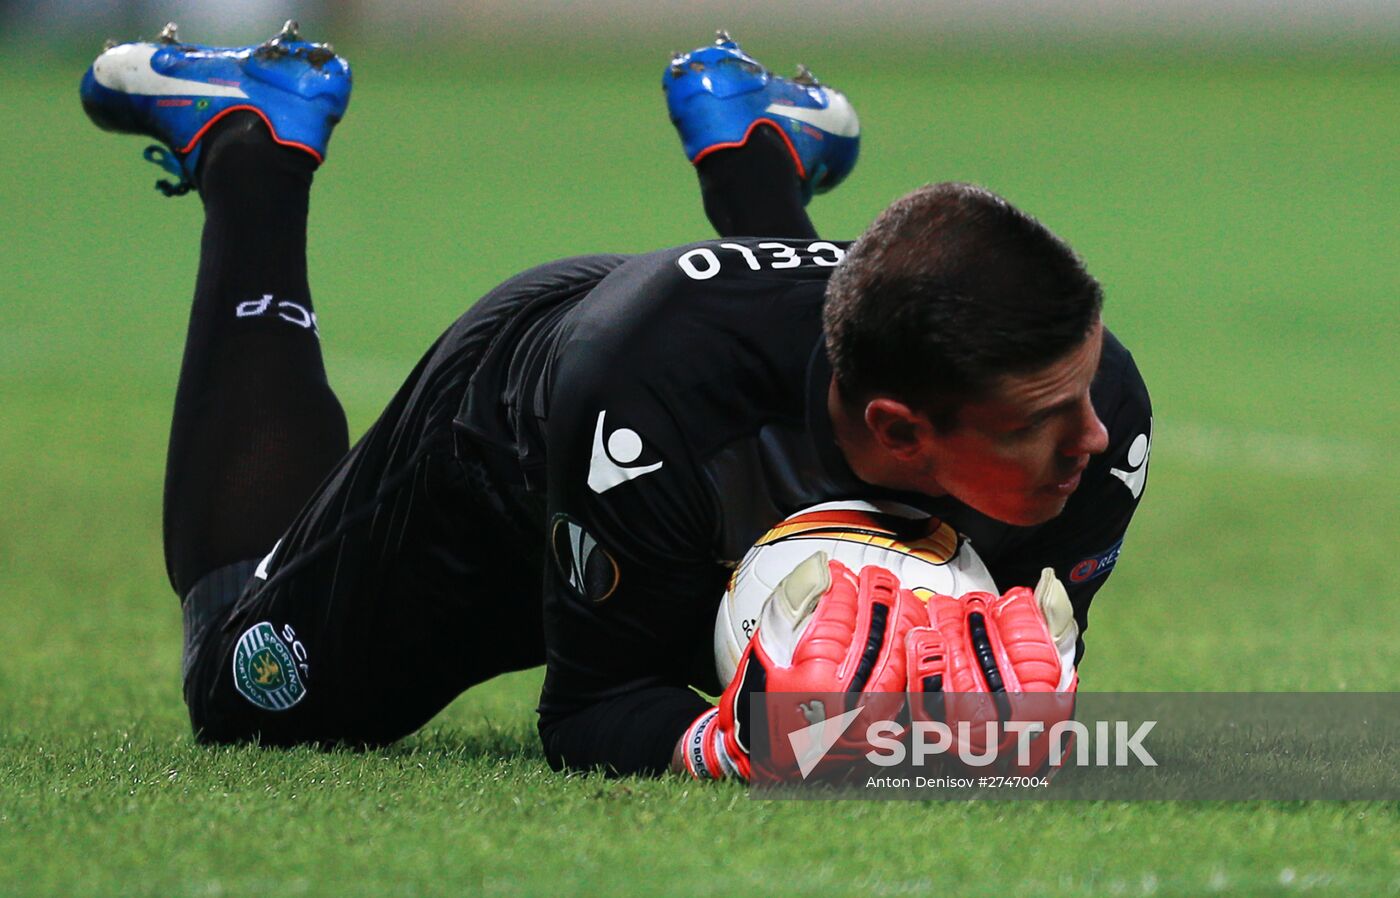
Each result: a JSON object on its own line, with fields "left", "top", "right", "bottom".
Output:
{"left": 676, "top": 241, "right": 846, "bottom": 280}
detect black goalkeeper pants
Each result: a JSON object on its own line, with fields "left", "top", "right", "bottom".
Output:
{"left": 180, "top": 259, "right": 616, "bottom": 746}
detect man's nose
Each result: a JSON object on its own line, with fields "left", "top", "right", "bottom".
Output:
{"left": 1065, "top": 397, "right": 1109, "bottom": 456}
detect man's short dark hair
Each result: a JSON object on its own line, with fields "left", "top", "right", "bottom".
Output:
{"left": 823, "top": 182, "right": 1103, "bottom": 429}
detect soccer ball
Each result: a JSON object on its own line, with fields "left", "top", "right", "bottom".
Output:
{"left": 714, "top": 499, "right": 998, "bottom": 683}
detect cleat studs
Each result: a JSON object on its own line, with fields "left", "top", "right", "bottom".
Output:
{"left": 793, "top": 64, "right": 820, "bottom": 86}
{"left": 715, "top": 29, "right": 732, "bottom": 45}
{"left": 157, "top": 22, "right": 179, "bottom": 44}
{"left": 102, "top": 38, "right": 120, "bottom": 51}
{"left": 257, "top": 19, "right": 300, "bottom": 57}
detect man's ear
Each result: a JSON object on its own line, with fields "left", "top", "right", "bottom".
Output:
{"left": 863, "top": 398, "right": 934, "bottom": 461}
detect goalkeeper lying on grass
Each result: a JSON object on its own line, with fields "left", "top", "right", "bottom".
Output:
{"left": 81, "top": 25, "right": 1151, "bottom": 778}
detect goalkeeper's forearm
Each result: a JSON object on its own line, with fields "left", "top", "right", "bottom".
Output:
{"left": 670, "top": 731, "right": 689, "bottom": 774}
{"left": 537, "top": 686, "right": 709, "bottom": 776}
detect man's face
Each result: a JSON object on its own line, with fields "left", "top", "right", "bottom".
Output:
{"left": 921, "top": 321, "right": 1110, "bottom": 526}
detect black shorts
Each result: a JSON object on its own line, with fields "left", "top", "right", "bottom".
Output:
{"left": 180, "top": 258, "right": 616, "bottom": 746}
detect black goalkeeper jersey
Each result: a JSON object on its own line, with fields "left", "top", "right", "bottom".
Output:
{"left": 451, "top": 238, "right": 1152, "bottom": 774}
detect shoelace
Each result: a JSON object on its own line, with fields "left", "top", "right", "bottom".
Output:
{"left": 142, "top": 145, "right": 192, "bottom": 197}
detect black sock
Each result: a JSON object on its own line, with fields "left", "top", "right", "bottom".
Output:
{"left": 163, "top": 112, "right": 349, "bottom": 596}
{"left": 695, "top": 126, "right": 818, "bottom": 239}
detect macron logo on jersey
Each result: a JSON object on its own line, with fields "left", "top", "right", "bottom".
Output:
{"left": 1110, "top": 417, "right": 1153, "bottom": 500}
{"left": 588, "top": 411, "right": 663, "bottom": 494}
{"left": 253, "top": 539, "right": 281, "bottom": 581}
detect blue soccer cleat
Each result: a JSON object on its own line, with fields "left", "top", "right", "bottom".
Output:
{"left": 663, "top": 31, "right": 860, "bottom": 203}
{"left": 80, "top": 21, "right": 351, "bottom": 196}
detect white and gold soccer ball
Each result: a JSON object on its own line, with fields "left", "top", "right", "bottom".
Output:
{"left": 714, "top": 499, "right": 999, "bottom": 683}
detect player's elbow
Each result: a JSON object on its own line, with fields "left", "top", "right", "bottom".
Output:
{"left": 537, "top": 716, "right": 570, "bottom": 773}
{"left": 537, "top": 712, "right": 621, "bottom": 776}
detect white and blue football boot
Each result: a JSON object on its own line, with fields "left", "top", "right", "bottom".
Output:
{"left": 80, "top": 21, "right": 351, "bottom": 196}
{"left": 663, "top": 31, "right": 860, "bottom": 204}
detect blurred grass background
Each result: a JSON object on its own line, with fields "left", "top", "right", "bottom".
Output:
{"left": 0, "top": 15, "right": 1397, "bottom": 897}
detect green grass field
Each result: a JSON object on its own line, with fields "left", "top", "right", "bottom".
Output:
{"left": 1, "top": 34, "right": 1397, "bottom": 896}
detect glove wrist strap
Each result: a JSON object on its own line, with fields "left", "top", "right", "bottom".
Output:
{"left": 682, "top": 708, "right": 744, "bottom": 781}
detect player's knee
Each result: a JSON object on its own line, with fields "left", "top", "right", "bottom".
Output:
{"left": 188, "top": 713, "right": 244, "bottom": 746}
{"left": 181, "top": 650, "right": 273, "bottom": 746}
{"left": 184, "top": 693, "right": 301, "bottom": 747}
{"left": 184, "top": 688, "right": 247, "bottom": 745}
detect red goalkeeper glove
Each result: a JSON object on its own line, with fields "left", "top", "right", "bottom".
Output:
{"left": 906, "top": 568, "right": 1079, "bottom": 775}
{"left": 681, "top": 553, "right": 926, "bottom": 781}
